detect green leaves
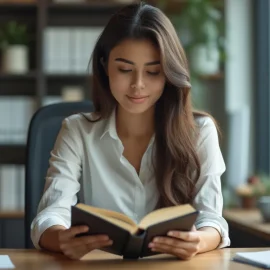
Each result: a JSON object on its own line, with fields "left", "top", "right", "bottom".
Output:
{"left": 0, "top": 21, "right": 29, "bottom": 47}
{"left": 177, "top": 0, "right": 224, "bottom": 48}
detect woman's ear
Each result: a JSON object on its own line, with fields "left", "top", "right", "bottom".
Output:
{"left": 100, "top": 57, "right": 108, "bottom": 76}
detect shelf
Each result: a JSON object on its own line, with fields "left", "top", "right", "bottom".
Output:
{"left": 47, "top": 1, "right": 186, "bottom": 26}
{"left": 0, "top": 72, "right": 37, "bottom": 96}
{"left": 48, "top": 1, "right": 128, "bottom": 11}
{"left": 0, "top": 71, "right": 37, "bottom": 80}
{"left": 0, "top": 211, "right": 24, "bottom": 219}
{"left": 0, "top": 145, "right": 26, "bottom": 164}
{"left": 199, "top": 73, "right": 224, "bottom": 81}
{"left": 0, "top": 2, "right": 36, "bottom": 10}
{"left": 46, "top": 73, "right": 88, "bottom": 80}
{"left": 47, "top": 74, "right": 90, "bottom": 95}
{"left": 0, "top": 2, "right": 37, "bottom": 21}
{"left": 47, "top": 2, "right": 124, "bottom": 26}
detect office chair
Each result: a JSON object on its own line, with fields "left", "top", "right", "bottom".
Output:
{"left": 25, "top": 101, "right": 94, "bottom": 248}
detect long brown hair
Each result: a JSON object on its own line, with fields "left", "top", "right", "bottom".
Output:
{"left": 89, "top": 2, "right": 212, "bottom": 208}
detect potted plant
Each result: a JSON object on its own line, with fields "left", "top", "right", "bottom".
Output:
{"left": 171, "top": 0, "right": 225, "bottom": 76}
{"left": 1, "top": 21, "right": 29, "bottom": 74}
{"left": 255, "top": 175, "right": 270, "bottom": 222}
{"left": 236, "top": 175, "right": 270, "bottom": 212}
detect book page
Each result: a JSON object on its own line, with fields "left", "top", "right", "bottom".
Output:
{"left": 76, "top": 204, "right": 138, "bottom": 233}
{"left": 139, "top": 204, "right": 196, "bottom": 229}
{"left": 0, "top": 255, "right": 14, "bottom": 269}
{"left": 234, "top": 251, "right": 270, "bottom": 268}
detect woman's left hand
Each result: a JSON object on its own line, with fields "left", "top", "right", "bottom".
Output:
{"left": 148, "top": 226, "right": 202, "bottom": 260}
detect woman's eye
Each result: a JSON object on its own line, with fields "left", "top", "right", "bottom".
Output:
{"left": 147, "top": 71, "right": 160, "bottom": 76}
{"left": 119, "top": 68, "right": 132, "bottom": 73}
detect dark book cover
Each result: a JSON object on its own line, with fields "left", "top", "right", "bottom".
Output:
{"left": 140, "top": 211, "right": 199, "bottom": 257}
{"left": 71, "top": 206, "right": 199, "bottom": 259}
{"left": 71, "top": 206, "right": 131, "bottom": 256}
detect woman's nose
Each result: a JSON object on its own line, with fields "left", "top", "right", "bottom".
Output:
{"left": 131, "top": 73, "right": 145, "bottom": 89}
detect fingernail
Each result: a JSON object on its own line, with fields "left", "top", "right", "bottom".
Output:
{"left": 84, "top": 226, "right": 89, "bottom": 231}
{"left": 108, "top": 240, "right": 113, "bottom": 245}
{"left": 103, "top": 236, "right": 109, "bottom": 241}
{"left": 148, "top": 243, "right": 154, "bottom": 248}
{"left": 168, "top": 231, "right": 174, "bottom": 236}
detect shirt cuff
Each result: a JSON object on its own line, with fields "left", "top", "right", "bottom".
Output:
{"left": 195, "top": 221, "right": 231, "bottom": 249}
{"left": 31, "top": 217, "right": 69, "bottom": 250}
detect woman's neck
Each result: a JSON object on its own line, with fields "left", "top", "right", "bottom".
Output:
{"left": 116, "top": 106, "right": 155, "bottom": 139}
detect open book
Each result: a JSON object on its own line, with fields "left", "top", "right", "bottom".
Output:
{"left": 233, "top": 250, "right": 270, "bottom": 269}
{"left": 71, "top": 203, "right": 199, "bottom": 259}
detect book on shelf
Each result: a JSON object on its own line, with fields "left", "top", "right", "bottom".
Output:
{"left": 0, "top": 97, "right": 35, "bottom": 144}
{"left": 43, "top": 27, "right": 103, "bottom": 75}
{"left": 0, "top": 165, "right": 25, "bottom": 212}
{"left": 71, "top": 203, "right": 199, "bottom": 259}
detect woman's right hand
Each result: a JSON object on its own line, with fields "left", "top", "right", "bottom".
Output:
{"left": 58, "top": 225, "right": 113, "bottom": 260}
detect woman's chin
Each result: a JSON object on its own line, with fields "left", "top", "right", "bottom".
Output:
{"left": 119, "top": 103, "right": 153, "bottom": 115}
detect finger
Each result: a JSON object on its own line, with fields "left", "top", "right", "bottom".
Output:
{"left": 65, "top": 239, "right": 113, "bottom": 260}
{"left": 151, "top": 240, "right": 199, "bottom": 254}
{"left": 87, "top": 239, "right": 113, "bottom": 251}
{"left": 60, "top": 226, "right": 89, "bottom": 242}
{"left": 150, "top": 237, "right": 199, "bottom": 253}
{"left": 167, "top": 231, "right": 200, "bottom": 242}
{"left": 68, "top": 225, "right": 90, "bottom": 238}
{"left": 151, "top": 245, "right": 190, "bottom": 260}
{"left": 62, "top": 235, "right": 110, "bottom": 249}
{"left": 151, "top": 236, "right": 180, "bottom": 248}
{"left": 191, "top": 225, "right": 197, "bottom": 232}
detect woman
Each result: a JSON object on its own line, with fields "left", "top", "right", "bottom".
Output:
{"left": 31, "top": 2, "right": 230, "bottom": 260}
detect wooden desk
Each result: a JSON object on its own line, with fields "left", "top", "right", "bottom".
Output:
{"left": 0, "top": 248, "right": 269, "bottom": 270}
{"left": 223, "top": 209, "right": 270, "bottom": 246}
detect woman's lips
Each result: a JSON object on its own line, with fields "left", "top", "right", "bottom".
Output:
{"left": 127, "top": 95, "right": 149, "bottom": 104}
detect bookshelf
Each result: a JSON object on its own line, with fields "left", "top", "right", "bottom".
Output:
{"left": 0, "top": 0, "right": 129, "bottom": 164}
{"left": 0, "top": 0, "right": 135, "bottom": 248}
{"left": 0, "top": 0, "right": 225, "bottom": 164}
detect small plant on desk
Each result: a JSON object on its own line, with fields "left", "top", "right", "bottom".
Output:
{"left": 236, "top": 175, "right": 270, "bottom": 210}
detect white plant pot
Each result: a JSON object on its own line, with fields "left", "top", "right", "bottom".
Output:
{"left": 3, "top": 45, "right": 29, "bottom": 74}
{"left": 190, "top": 44, "right": 220, "bottom": 75}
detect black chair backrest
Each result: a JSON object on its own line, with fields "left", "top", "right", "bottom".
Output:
{"left": 25, "top": 101, "right": 94, "bottom": 248}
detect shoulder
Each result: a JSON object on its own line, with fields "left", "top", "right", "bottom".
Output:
{"left": 193, "top": 116, "right": 225, "bottom": 174}
{"left": 194, "top": 115, "right": 219, "bottom": 147}
{"left": 63, "top": 112, "right": 106, "bottom": 136}
{"left": 194, "top": 115, "right": 216, "bottom": 130}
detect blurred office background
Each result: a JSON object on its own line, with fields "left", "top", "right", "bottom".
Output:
{"left": 0, "top": 0, "right": 269, "bottom": 248}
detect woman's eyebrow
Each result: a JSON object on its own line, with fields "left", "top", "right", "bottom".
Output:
{"left": 115, "top": 58, "right": 160, "bottom": 66}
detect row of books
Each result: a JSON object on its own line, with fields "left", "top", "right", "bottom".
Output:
{"left": 0, "top": 165, "right": 25, "bottom": 212}
{"left": 0, "top": 96, "right": 63, "bottom": 144}
{"left": 44, "top": 27, "right": 103, "bottom": 74}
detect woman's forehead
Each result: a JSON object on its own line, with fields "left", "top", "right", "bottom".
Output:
{"left": 109, "top": 39, "right": 161, "bottom": 63}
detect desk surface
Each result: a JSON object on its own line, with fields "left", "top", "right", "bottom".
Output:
{"left": 0, "top": 248, "right": 269, "bottom": 270}
{"left": 223, "top": 208, "right": 270, "bottom": 240}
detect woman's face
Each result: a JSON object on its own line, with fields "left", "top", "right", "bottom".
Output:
{"left": 107, "top": 38, "right": 166, "bottom": 115}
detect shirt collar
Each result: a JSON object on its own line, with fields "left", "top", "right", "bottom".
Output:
{"left": 100, "top": 108, "right": 119, "bottom": 140}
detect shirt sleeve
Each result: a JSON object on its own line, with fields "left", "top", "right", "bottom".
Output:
{"left": 30, "top": 117, "right": 82, "bottom": 249}
{"left": 192, "top": 117, "right": 231, "bottom": 249}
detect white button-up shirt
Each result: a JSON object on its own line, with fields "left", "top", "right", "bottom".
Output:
{"left": 31, "top": 110, "right": 231, "bottom": 249}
